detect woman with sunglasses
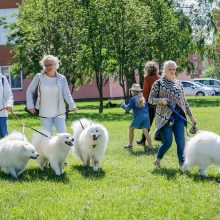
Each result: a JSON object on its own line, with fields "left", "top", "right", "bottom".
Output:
{"left": 26, "top": 55, "right": 77, "bottom": 135}
{"left": 148, "top": 60, "right": 196, "bottom": 167}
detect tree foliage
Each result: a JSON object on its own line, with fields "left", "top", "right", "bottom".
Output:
{"left": 6, "top": 0, "right": 218, "bottom": 111}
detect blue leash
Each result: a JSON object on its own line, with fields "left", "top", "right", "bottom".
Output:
{"left": 167, "top": 101, "right": 198, "bottom": 134}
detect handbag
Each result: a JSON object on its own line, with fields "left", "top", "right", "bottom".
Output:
{"left": 154, "top": 80, "right": 162, "bottom": 141}
{"left": 154, "top": 129, "right": 162, "bottom": 141}
{"left": 24, "top": 79, "right": 40, "bottom": 116}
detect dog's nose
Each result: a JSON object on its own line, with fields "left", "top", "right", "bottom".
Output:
{"left": 36, "top": 153, "right": 39, "bottom": 158}
{"left": 93, "top": 135, "right": 96, "bottom": 138}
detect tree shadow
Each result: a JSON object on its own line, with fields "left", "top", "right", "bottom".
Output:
{"left": 151, "top": 167, "right": 181, "bottom": 180}
{"left": 71, "top": 165, "right": 105, "bottom": 179}
{"left": 0, "top": 167, "right": 70, "bottom": 183}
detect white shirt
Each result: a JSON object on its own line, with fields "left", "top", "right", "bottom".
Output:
{"left": 39, "top": 74, "right": 60, "bottom": 118}
{"left": 0, "top": 75, "right": 13, "bottom": 117}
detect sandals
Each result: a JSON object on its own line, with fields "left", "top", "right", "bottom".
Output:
{"left": 124, "top": 144, "right": 133, "bottom": 150}
{"left": 146, "top": 147, "right": 153, "bottom": 153}
{"left": 153, "top": 160, "right": 161, "bottom": 168}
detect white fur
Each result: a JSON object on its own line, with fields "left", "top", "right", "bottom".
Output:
{"left": 0, "top": 132, "right": 39, "bottom": 178}
{"left": 32, "top": 132, "right": 73, "bottom": 176}
{"left": 71, "top": 118, "right": 109, "bottom": 171}
{"left": 182, "top": 131, "right": 220, "bottom": 177}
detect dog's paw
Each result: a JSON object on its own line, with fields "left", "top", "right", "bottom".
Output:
{"left": 93, "top": 165, "right": 99, "bottom": 172}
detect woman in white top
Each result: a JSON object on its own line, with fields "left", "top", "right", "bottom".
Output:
{"left": 0, "top": 73, "right": 14, "bottom": 138}
{"left": 26, "top": 55, "right": 77, "bottom": 135}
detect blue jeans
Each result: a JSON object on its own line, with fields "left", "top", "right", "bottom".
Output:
{"left": 40, "top": 117, "right": 66, "bottom": 136}
{"left": 0, "top": 117, "right": 8, "bottom": 138}
{"left": 157, "top": 113, "right": 185, "bottom": 164}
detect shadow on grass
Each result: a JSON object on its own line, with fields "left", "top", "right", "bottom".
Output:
{"left": 0, "top": 167, "right": 70, "bottom": 183}
{"left": 72, "top": 165, "right": 105, "bottom": 179}
{"left": 151, "top": 167, "right": 181, "bottom": 180}
{"left": 129, "top": 146, "right": 159, "bottom": 156}
{"left": 184, "top": 171, "right": 220, "bottom": 183}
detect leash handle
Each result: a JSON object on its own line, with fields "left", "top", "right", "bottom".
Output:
{"left": 167, "top": 101, "right": 193, "bottom": 126}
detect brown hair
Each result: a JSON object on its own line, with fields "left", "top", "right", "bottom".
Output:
{"left": 144, "top": 61, "right": 159, "bottom": 76}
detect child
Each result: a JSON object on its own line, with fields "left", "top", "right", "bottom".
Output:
{"left": 0, "top": 73, "right": 14, "bottom": 138}
{"left": 121, "top": 84, "right": 153, "bottom": 151}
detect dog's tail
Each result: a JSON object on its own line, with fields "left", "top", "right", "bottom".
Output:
{"left": 71, "top": 118, "right": 92, "bottom": 137}
{"left": 32, "top": 130, "right": 51, "bottom": 147}
{"left": 6, "top": 131, "right": 28, "bottom": 142}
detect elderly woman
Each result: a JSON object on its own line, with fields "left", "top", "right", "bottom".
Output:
{"left": 0, "top": 73, "right": 13, "bottom": 138}
{"left": 148, "top": 60, "right": 196, "bottom": 167}
{"left": 26, "top": 55, "right": 77, "bottom": 135}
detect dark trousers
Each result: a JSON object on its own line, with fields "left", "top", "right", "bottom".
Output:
{"left": 140, "top": 104, "right": 155, "bottom": 143}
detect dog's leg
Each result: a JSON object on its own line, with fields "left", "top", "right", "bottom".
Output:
{"left": 182, "top": 163, "right": 188, "bottom": 172}
{"left": 50, "top": 160, "right": 61, "bottom": 176}
{"left": 8, "top": 168, "right": 18, "bottom": 178}
{"left": 83, "top": 158, "right": 90, "bottom": 167}
{"left": 93, "top": 159, "right": 100, "bottom": 172}
{"left": 38, "top": 157, "right": 46, "bottom": 170}
{"left": 17, "top": 167, "right": 27, "bottom": 176}
{"left": 59, "top": 162, "right": 65, "bottom": 174}
{"left": 198, "top": 164, "right": 209, "bottom": 177}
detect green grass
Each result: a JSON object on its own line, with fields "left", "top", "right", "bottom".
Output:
{"left": 1, "top": 97, "right": 220, "bottom": 219}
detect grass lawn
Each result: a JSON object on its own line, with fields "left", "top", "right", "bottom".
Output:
{"left": 0, "top": 96, "right": 220, "bottom": 219}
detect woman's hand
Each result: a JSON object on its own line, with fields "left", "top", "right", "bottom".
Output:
{"left": 5, "top": 106, "right": 12, "bottom": 112}
{"left": 70, "top": 108, "right": 77, "bottom": 113}
{"left": 28, "top": 108, "right": 36, "bottom": 114}
{"left": 161, "top": 98, "right": 168, "bottom": 105}
{"left": 191, "top": 117, "right": 197, "bottom": 125}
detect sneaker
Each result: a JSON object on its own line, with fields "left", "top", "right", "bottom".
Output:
{"left": 124, "top": 144, "right": 133, "bottom": 150}
{"left": 136, "top": 139, "right": 145, "bottom": 146}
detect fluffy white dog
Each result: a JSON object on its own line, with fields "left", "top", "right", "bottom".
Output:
{"left": 71, "top": 118, "right": 109, "bottom": 171}
{"left": 182, "top": 131, "right": 220, "bottom": 177}
{"left": 32, "top": 132, "right": 73, "bottom": 176}
{"left": 0, "top": 132, "right": 39, "bottom": 178}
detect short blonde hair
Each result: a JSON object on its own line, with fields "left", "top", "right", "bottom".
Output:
{"left": 40, "top": 55, "right": 60, "bottom": 70}
{"left": 162, "top": 60, "right": 178, "bottom": 76}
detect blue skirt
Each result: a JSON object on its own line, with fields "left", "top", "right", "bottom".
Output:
{"left": 130, "top": 114, "right": 150, "bottom": 129}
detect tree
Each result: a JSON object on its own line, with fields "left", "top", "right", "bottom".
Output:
{"left": 7, "top": 0, "right": 85, "bottom": 87}
{"left": 203, "top": 64, "right": 220, "bottom": 79}
{"left": 109, "top": 0, "right": 155, "bottom": 102}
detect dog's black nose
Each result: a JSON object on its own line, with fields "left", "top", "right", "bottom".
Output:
{"left": 93, "top": 135, "right": 96, "bottom": 138}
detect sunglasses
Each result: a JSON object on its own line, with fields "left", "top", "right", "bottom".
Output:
{"left": 44, "top": 63, "right": 54, "bottom": 67}
{"left": 168, "top": 68, "right": 176, "bottom": 71}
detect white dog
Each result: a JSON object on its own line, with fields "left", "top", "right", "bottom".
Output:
{"left": 32, "top": 132, "right": 73, "bottom": 176}
{"left": 182, "top": 131, "right": 220, "bottom": 177}
{"left": 0, "top": 132, "right": 39, "bottom": 178}
{"left": 71, "top": 118, "right": 109, "bottom": 171}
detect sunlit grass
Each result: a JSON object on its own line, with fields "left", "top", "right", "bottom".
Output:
{"left": 0, "top": 97, "right": 220, "bottom": 219}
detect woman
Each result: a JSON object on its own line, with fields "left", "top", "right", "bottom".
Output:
{"left": 0, "top": 73, "right": 13, "bottom": 138}
{"left": 148, "top": 60, "right": 196, "bottom": 167}
{"left": 26, "top": 55, "right": 77, "bottom": 135}
{"left": 136, "top": 61, "right": 160, "bottom": 146}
